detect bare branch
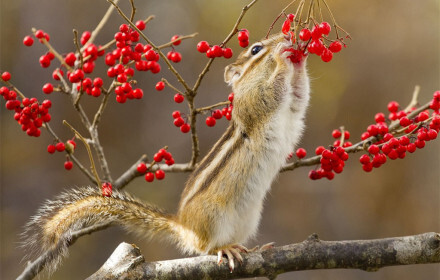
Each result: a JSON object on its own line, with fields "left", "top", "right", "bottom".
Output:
{"left": 87, "top": 232, "right": 440, "bottom": 280}
{"left": 87, "top": 0, "right": 120, "bottom": 47}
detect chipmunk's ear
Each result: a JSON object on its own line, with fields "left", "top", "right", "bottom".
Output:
{"left": 224, "top": 64, "right": 242, "bottom": 86}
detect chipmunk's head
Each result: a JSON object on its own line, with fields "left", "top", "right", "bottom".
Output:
{"left": 224, "top": 32, "right": 301, "bottom": 88}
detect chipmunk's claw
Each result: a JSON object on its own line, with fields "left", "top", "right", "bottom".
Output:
{"left": 216, "top": 244, "right": 248, "bottom": 272}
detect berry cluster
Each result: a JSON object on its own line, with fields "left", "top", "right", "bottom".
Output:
{"left": 196, "top": 41, "right": 233, "bottom": 59}
{"left": 299, "top": 91, "right": 439, "bottom": 180}
{"left": 237, "top": 29, "right": 250, "bottom": 48}
{"left": 358, "top": 94, "right": 439, "bottom": 172}
{"left": 205, "top": 92, "right": 234, "bottom": 127}
{"left": 172, "top": 111, "right": 191, "bottom": 133}
{"left": 279, "top": 12, "right": 347, "bottom": 64}
{"left": 1, "top": 74, "right": 52, "bottom": 138}
{"left": 309, "top": 145, "right": 349, "bottom": 180}
{"left": 47, "top": 139, "right": 77, "bottom": 170}
{"left": 137, "top": 148, "right": 175, "bottom": 182}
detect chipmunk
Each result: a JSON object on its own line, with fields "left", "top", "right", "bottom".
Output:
{"left": 22, "top": 32, "right": 310, "bottom": 273}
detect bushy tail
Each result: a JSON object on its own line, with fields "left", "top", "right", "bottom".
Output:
{"left": 21, "top": 186, "right": 176, "bottom": 273}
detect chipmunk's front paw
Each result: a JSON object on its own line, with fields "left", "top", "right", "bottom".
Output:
{"left": 216, "top": 244, "right": 248, "bottom": 272}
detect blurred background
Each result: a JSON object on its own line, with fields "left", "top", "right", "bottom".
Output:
{"left": 1, "top": 0, "right": 439, "bottom": 279}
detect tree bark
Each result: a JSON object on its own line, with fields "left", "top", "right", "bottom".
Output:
{"left": 87, "top": 232, "right": 440, "bottom": 280}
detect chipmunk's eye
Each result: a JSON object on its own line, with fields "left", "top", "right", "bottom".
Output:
{"left": 251, "top": 45, "right": 263, "bottom": 55}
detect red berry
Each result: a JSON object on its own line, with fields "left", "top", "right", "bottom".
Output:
{"left": 47, "top": 144, "right": 56, "bottom": 154}
{"left": 320, "top": 49, "right": 333, "bottom": 62}
{"left": 55, "top": 142, "right": 65, "bottom": 152}
{"left": 332, "top": 129, "right": 341, "bottom": 139}
{"left": 237, "top": 30, "right": 249, "bottom": 42}
{"left": 155, "top": 81, "right": 165, "bottom": 91}
{"left": 171, "top": 35, "right": 181, "bottom": 46}
{"left": 287, "top": 14, "right": 295, "bottom": 21}
{"left": 311, "top": 25, "right": 322, "bottom": 40}
{"left": 65, "top": 52, "right": 77, "bottom": 66}
{"left": 295, "top": 148, "right": 307, "bottom": 159}
{"left": 368, "top": 144, "right": 380, "bottom": 155}
{"left": 387, "top": 101, "right": 399, "bottom": 113}
{"left": 180, "top": 123, "right": 190, "bottom": 133}
{"left": 407, "top": 143, "right": 417, "bottom": 153}
{"left": 223, "top": 48, "right": 233, "bottom": 59}
{"left": 80, "top": 31, "right": 91, "bottom": 45}
{"left": 239, "top": 40, "right": 249, "bottom": 48}
{"left": 315, "top": 146, "right": 325, "bottom": 155}
{"left": 206, "top": 116, "right": 216, "bottom": 127}
{"left": 174, "top": 117, "right": 184, "bottom": 127}
{"left": 210, "top": 45, "right": 223, "bottom": 57}
{"left": 23, "top": 36, "right": 34, "bottom": 46}
{"left": 35, "top": 30, "right": 44, "bottom": 39}
{"left": 170, "top": 52, "right": 182, "bottom": 63}
{"left": 228, "top": 93, "right": 234, "bottom": 102}
{"left": 145, "top": 172, "right": 154, "bottom": 182}
{"left": 299, "top": 29, "right": 312, "bottom": 41}
{"left": 153, "top": 153, "right": 163, "bottom": 162}
{"left": 281, "top": 18, "right": 291, "bottom": 35}
{"left": 212, "top": 109, "right": 222, "bottom": 119}
{"left": 39, "top": 55, "right": 51, "bottom": 68}
{"left": 328, "top": 41, "right": 342, "bottom": 53}
{"left": 172, "top": 111, "right": 181, "bottom": 119}
{"left": 145, "top": 50, "right": 157, "bottom": 61}
{"left": 197, "top": 41, "right": 210, "bottom": 53}
{"left": 318, "top": 22, "right": 331, "bottom": 35}
{"left": 64, "top": 161, "right": 73, "bottom": 170}
{"left": 362, "top": 162, "right": 373, "bottom": 172}
{"left": 359, "top": 154, "right": 371, "bottom": 164}
{"left": 42, "top": 83, "right": 53, "bottom": 94}
{"left": 155, "top": 169, "right": 165, "bottom": 180}
{"left": 1, "top": 72, "right": 11, "bottom": 81}
{"left": 374, "top": 112, "right": 386, "bottom": 123}
{"left": 136, "top": 20, "right": 146, "bottom": 30}
{"left": 428, "top": 129, "right": 438, "bottom": 140}
{"left": 174, "top": 93, "right": 184, "bottom": 103}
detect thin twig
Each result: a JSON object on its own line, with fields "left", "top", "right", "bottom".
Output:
{"left": 92, "top": 81, "right": 116, "bottom": 129}
{"left": 157, "top": 32, "right": 199, "bottom": 49}
{"left": 86, "top": 0, "right": 120, "bottom": 47}
{"left": 0, "top": 79, "right": 26, "bottom": 99}
{"left": 63, "top": 120, "right": 102, "bottom": 187}
{"left": 129, "top": 0, "right": 136, "bottom": 21}
{"left": 73, "top": 30, "right": 85, "bottom": 106}
{"left": 403, "top": 85, "right": 420, "bottom": 112}
{"left": 161, "top": 78, "right": 182, "bottom": 95}
{"left": 195, "top": 101, "right": 230, "bottom": 114}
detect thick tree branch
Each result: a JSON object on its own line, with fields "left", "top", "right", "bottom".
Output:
{"left": 87, "top": 232, "right": 440, "bottom": 280}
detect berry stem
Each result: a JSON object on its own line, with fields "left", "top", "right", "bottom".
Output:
{"left": 63, "top": 120, "right": 102, "bottom": 187}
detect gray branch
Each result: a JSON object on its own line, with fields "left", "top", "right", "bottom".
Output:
{"left": 86, "top": 232, "right": 440, "bottom": 280}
